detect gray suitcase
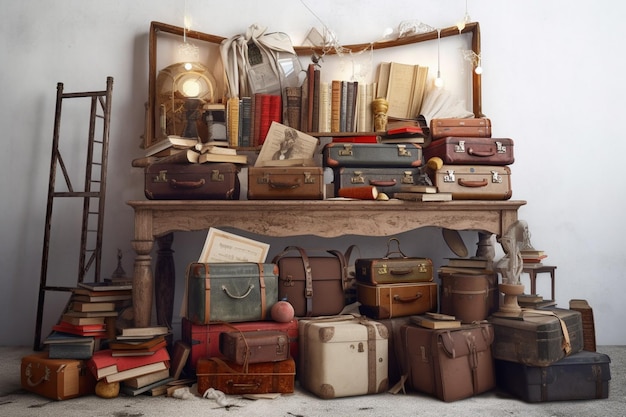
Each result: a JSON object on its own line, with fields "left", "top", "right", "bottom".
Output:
{"left": 323, "top": 143, "right": 422, "bottom": 168}
{"left": 333, "top": 167, "right": 423, "bottom": 196}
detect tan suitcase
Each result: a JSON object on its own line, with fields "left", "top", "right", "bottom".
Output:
{"left": 357, "top": 281, "right": 438, "bottom": 319}
{"left": 432, "top": 164, "right": 512, "bottom": 200}
{"left": 298, "top": 315, "right": 389, "bottom": 398}
{"left": 21, "top": 352, "right": 96, "bottom": 400}
{"left": 247, "top": 166, "right": 324, "bottom": 200}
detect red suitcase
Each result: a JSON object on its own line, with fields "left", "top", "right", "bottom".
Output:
{"left": 424, "top": 137, "right": 514, "bottom": 166}
{"left": 181, "top": 317, "right": 298, "bottom": 371}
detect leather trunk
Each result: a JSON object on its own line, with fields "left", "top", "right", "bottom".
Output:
{"left": 298, "top": 315, "right": 389, "bottom": 398}
{"left": 424, "top": 137, "right": 514, "bottom": 165}
{"left": 439, "top": 272, "right": 499, "bottom": 323}
{"left": 495, "top": 350, "right": 611, "bottom": 402}
{"left": 357, "top": 282, "right": 438, "bottom": 319}
{"left": 430, "top": 117, "right": 492, "bottom": 140}
{"left": 185, "top": 262, "right": 278, "bottom": 325}
{"left": 488, "top": 307, "right": 584, "bottom": 367}
{"left": 333, "top": 167, "right": 423, "bottom": 197}
{"left": 21, "top": 352, "right": 96, "bottom": 400}
{"left": 272, "top": 246, "right": 347, "bottom": 317}
{"left": 219, "top": 330, "right": 290, "bottom": 365}
{"left": 400, "top": 322, "right": 496, "bottom": 402}
{"left": 247, "top": 166, "right": 324, "bottom": 200}
{"left": 322, "top": 142, "right": 422, "bottom": 168}
{"left": 355, "top": 257, "right": 433, "bottom": 285}
{"left": 181, "top": 317, "right": 298, "bottom": 372}
{"left": 196, "top": 357, "right": 295, "bottom": 395}
{"left": 144, "top": 162, "right": 240, "bottom": 200}
{"left": 432, "top": 164, "right": 512, "bottom": 200}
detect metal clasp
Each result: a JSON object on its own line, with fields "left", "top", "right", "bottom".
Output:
{"left": 396, "top": 144, "right": 411, "bottom": 157}
{"left": 495, "top": 141, "right": 507, "bottom": 154}
{"left": 339, "top": 144, "right": 353, "bottom": 156}
{"left": 491, "top": 170, "right": 502, "bottom": 183}
{"left": 351, "top": 171, "right": 365, "bottom": 184}
{"left": 210, "top": 170, "right": 224, "bottom": 182}
{"left": 153, "top": 170, "right": 168, "bottom": 183}
{"left": 401, "top": 170, "right": 414, "bottom": 184}
{"left": 444, "top": 170, "right": 456, "bottom": 183}
{"left": 454, "top": 141, "right": 466, "bottom": 153}
{"left": 303, "top": 171, "right": 316, "bottom": 184}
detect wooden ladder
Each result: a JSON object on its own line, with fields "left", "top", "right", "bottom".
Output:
{"left": 33, "top": 77, "right": 114, "bottom": 350}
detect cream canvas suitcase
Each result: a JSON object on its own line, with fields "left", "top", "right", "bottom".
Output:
{"left": 298, "top": 315, "right": 389, "bottom": 398}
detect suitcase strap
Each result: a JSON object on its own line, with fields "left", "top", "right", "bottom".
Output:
{"left": 521, "top": 309, "right": 572, "bottom": 355}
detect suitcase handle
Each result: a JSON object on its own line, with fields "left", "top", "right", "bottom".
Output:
{"left": 393, "top": 293, "right": 423, "bottom": 303}
{"left": 24, "top": 363, "right": 50, "bottom": 387}
{"left": 458, "top": 178, "right": 488, "bottom": 188}
{"left": 389, "top": 268, "right": 412, "bottom": 276}
{"left": 169, "top": 178, "right": 206, "bottom": 189}
{"left": 268, "top": 179, "right": 301, "bottom": 189}
{"left": 368, "top": 179, "right": 397, "bottom": 187}
{"left": 221, "top": 284, "right": 254, "bottom": 299}
{"left": 467, "top": 147, "right": 495, "bottom": 157}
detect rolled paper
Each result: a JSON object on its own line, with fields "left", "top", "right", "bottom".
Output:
{"left": 338, "top": 186, "right": 379, "bottom": 200}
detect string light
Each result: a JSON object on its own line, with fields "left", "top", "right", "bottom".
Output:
{"left": 457, "top": 0, "right": 471, "bottom": 33}
{"left": 434, "top": 29, "right": 444, "bottom": 88}
{"left": 178, "top": 0, "right": 199, "bottom": 69}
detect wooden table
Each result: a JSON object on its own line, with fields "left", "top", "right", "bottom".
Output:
{"left": 127, "top": 199, "right": 527, "bottom": 327}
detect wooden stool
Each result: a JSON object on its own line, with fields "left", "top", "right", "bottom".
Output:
{"left": 522, "top": 265, "right": 556, "bottom": 300}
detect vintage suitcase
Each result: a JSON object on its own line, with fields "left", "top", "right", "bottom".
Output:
{"left": 21, "top": 352, "right": 96, "bottom": 400}
{"left": 430, "top": 117, "right": 492, "bottom": 140}
{"left": 355, "top": 238, "right": 433, "bottom": 285}
{"left": 272, "top": 246, "right": 348, "bottom": 317}
{"left": 400, "top": 322, "right": 495, "bottom": 402}
{"left": 196, "top": 356, "right": 295, "bottom": 395}
{"left": 432, "top": 164, "right": 512, "bottom": 200}
{"left": 439, "top": 272, "right": 499, "bottom": 323}
{"left": 185, "top": 262, "right": 279, "bottom": 325}
{"left": 219, "top": 330, "right": 290, "bottom": 365}
{"left": 357, "top": 281, "right": 438, "bottom": 319}
{"left": 322, "top": 142, "right": 422, "bottom": 168}
{"left": 424, "top": 137, "right": 514, "bottom": 166}
{"left": 495, "top": 350, "right": 611, "bottom": 402}
{"left": 247, "top": 166, "right": 324, "bottom": 200}
{"left": 181, "top": 317, "right": 298, "bottom": 371}
{"left": 333, "top": 167, "right": 423, "bottom": 196}
{"left": 298, "top": 315, "right": 389, "bottom": 398}
{"left": 144, "top": 162, "right": 240, "bottom": 200}
{"left": 489, "top": 308, "right": 584, "bottom": 367}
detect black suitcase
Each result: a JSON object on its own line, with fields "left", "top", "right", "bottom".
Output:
{"left": 333, "top": 167, "right": 423, "bottom": 196}
{"left": 495, "top": 350, "right": 611, "bottom": 402}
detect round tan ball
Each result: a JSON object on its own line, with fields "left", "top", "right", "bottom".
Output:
{"left": 95, "top": 380, "right": 120, "bottom": 398}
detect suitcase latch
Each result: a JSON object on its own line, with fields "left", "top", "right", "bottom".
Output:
{"left": 491, "top": 170, "right": 502, "bottom": 183}
{"left": 303, "top": 172, "right": 316, "bottom": 184}
{"left": 210, "top": 170, "right": 224, "bottom": 182}
{"left": 401, "top": 171, "right": 414, "bottom": 184}
{"left": 454, "top": 141, "right": 466, "bottom": 153}
{"left": 376, "top": 263, "right": 388, "bottom": 275}
{"left": 339, "top": 144, "right": 353, "bottom": 156}
{"left": 351, "top": 171, "right": 365, "bottom": 184}
{"left": 396, "top": 144, "right": 411, "bottom": 157}
{"left": 153, "top": 170, "right": 168, "bottom": 183}
{"left": 418, "top": 263, "right": 428, "bottom": 273}
{"left": 495, "top": 141, "right": 507, "bottom": 154}
{"left": 443, "top": 170, "right": 455, "bottom": 183}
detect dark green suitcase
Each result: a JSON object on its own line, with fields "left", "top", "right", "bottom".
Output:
{"left": 186, "top": 262, "right": 279, "bottom": 325}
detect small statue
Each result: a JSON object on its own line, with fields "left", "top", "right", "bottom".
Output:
{"left": 496, "top": 220, "right": 529, "bottom": 285}
{"left": 372, "top": 98, "right": 389, "bottom": 132}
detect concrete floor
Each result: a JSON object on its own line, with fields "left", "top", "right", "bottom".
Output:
{"left": 1, "top": 345, "right": 624, "bottom": 417}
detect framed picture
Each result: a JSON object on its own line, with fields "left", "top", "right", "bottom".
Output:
{"left": 198, "top": 228, "right": 270, "bottom": 263}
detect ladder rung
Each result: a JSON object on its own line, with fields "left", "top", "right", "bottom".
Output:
{"left": 52, "top": 191, "right": 101, "bottom": 198}
{"left": 42, "top": 285, "right": 76, "bottom": 292}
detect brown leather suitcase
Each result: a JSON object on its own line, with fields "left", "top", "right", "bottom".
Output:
{"left": 219, "top": 330, "right": 290, "bottom": 365}
{"left": 357, "top": 281, "right": 438, "bottom": 319}
{"left": 21, "top": 352, "right": 96, "bottom": 400}
{"left": 439, "top": 272, "right": 498, "bottom": 323}
{"left": 144, "top": 162, "right": 240, "bottom": 200}
{"left": 375, "top": 317, "right": 412, "bottom": 387}
{"left": 488, "top": 308, "right": 584, "bottom": 367}
{"left": 355, "top": 238, "right": 433, "bottom": 285}
{"left": 400, "top": 322, "right": 495, "bottom": 402}
{"left": 196, "top": 356, "right": 295, "bottom": 395}
{"left": 247, "top": 166, "right": 324, "bottom": 200}
{"left": 432, "top": 164, "right": 512, "bottom": 200}
{"left": 430, "top": 117, "right": 492, "bottom": 140}
{"left": 424, "top": 137, "right": 514, "bottom": 165}
{"left": 272, "top": 246, "right": 348, "bottom": 317}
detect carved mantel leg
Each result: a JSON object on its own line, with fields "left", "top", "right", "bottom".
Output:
{"left": 132, "top": 238, "right": 154, "bottom": 327}
{"left": 476, "top": 232, "right": 496, "bottom": 261}
{"left": 155, "top": 233, "right": 175, "bottom": 330}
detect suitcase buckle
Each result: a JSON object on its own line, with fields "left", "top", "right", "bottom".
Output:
{"left": 210, "top": 170, "right": 224, "bottom": 182}
{"left": 495, "top": 141, "right": 507, "bottom": 154}
{"left": 153, "top": 170, "right": 168, "bottom": 183}
{"left": 417, "top": 263, "right": 428, "bottom": 273}
{"left": 443, "top": 170, "right": 455, "bottom": 183}
{"left": 376, "top": 264, "right": 388, "bottom": 275}
{"left": 351, "top": 171, "right": 365, "bottom": 184}
{"left": 396, "top": 144, "right": 411, "bottom": 157}
{"left": 454, "top": 141, "right": 466, "bottom": 153}
{"left": 303, "top": 172, "right": 316, "bottom": 184}
{"left": 339, "top": 144, "right": 353, "bottom": 156}
{"left": 491, "top": 170, "right": 502, "bottom": 183}
{"left": 401, "top": 171, "right": 414, "bottom": 184}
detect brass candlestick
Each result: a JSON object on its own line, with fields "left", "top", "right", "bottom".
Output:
{"left": 372, "top": 98, "right": 389, "bottom": 132}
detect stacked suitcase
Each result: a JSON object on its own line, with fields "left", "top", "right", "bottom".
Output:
{"left": 423, "top": 117, "right": 515, "bottom": 200}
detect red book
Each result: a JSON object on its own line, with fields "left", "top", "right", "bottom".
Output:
{"left": 88, "top": 346, "right": 170, "bottom": 379}
{"left": 332, "top": 136, "right": 379, "bottom": 143}
{"left": 259, "top": 94, "right": 282, "bottom": 145}
{"left": 52, "top": 321, "right": 107, "bottom": 337}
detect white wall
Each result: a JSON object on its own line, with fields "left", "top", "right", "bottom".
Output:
{"left": 1, "top": 0, "right": 625, "bottom": 346}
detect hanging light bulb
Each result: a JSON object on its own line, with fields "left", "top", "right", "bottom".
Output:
{"left": 434, "top": 29, "right": 444, "bottom": 88}
{"left": 457, "top": 0, "right": 471, "bottom": 33}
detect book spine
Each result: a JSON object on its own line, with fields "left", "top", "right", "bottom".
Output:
{"left": 311, "top": 67, "right": 320, "bottom": 132}
{"left": 318, "top": 81, "right": 330, "bottom": 133}
{"left": 306, "top": 63, "right": 315, "bottom": 132}
{"left": 285, "top": 86, "right": 301, "bottom": 131}
{"left": 252, "top": 93, "right": 263, "bottom": 147}
{"left": 330, "top": 80, "right": 341, "bottom": 133}
{"left": 240, "top": 97, "right": 252, "bottom": 147}
{"left": 345, "top": 81, "right": 355, "bottom": 133}
{"left": 340, "top": 81, "right": 348, "bottom": 132}
{"left": 299, "top": 78, "right": 309, "bottom": 133}
{"left": 226, "top": 97, "right": 240, "bottom": 148}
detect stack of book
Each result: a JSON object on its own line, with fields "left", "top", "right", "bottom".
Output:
{"left": 393, "top": 184, "right": 452, "bottom": 202}
{"left": 438, "top": 257, "right": 491, "bottom": 275}
{"left": 411, "top": 312, "right": 461, "bottom": 329}
{"left": 521, "top": 249, "right": 547, "bottom": 266}
{"left": 87, "top": 344, "right": 171, "bottom": 384}
{"left": 110, "top": 326, "right": 170, "bottom": 357}
{"left": 517, "top": 293, "right": 556, "bottom": 309}
{"left": 43, "top": 330, "right": 97, "bottom": 359}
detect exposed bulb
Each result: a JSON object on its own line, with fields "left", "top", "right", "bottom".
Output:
{"left": 434, "top": 77, "right": 444, "bottom": 88}
{"left": 456, "top": 21, "right": 466, "bottom": 33}
{"left": 184, "top": 62, "right": 193, "bottom": 71}
{"left": 474, "top": 65, "right": 483, "bottom": 75}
